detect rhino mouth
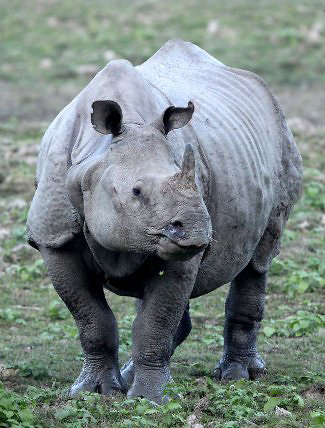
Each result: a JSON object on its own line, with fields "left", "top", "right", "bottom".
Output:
{"left": 155, "top": 235, "right": 209, "bottom": 261}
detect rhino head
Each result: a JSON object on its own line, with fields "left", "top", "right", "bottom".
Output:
{"left": 67, "top": 100, "right": 212, "bottom": 262}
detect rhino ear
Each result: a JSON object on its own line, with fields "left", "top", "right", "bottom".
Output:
{"left": 91, "top": 100, "right": 123, "bottom": 135}
{"left": 152, "top": 101, "right": 194, "bottom": 135}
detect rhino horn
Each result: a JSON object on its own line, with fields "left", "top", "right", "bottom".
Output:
{"left": 181, "top": 144, "right": 196, "bottom": 186}
{"left": 91, "top": 100, "right": 123, "bottom": 135}
{"left": 152, "top": 101, "right": 194, "bottom": 135}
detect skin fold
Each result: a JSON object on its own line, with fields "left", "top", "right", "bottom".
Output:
{"left": 27, "top": 39, "right": 303, "bottom": 404}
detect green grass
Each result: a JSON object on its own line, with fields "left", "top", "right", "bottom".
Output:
{"left": 0, "top": 0, "right": 324, "bottom": 427}
{"left": 1, "top": 0, "right": 325, "bottom": 122}
{"left": 1, "top": 0, "right": 324, "bottom": 86}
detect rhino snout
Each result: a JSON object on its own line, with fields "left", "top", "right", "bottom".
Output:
{"left": 164, "top": 220, "right": 186, "bottom": 239}
{"left": 155, "top": 217, "right": 211, "bottom": 261}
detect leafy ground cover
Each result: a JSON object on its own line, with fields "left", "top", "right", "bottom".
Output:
{"left": 0, "top": 0, "right": 324, "bottom": 426}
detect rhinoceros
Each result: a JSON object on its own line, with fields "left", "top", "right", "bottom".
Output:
{"left": 27, "top": 39, "right": 303, "bottom": 403}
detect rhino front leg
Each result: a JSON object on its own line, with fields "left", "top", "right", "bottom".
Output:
{"left": 215, "top": 262, "right": 266, "bottom": 381}
{"left": 127, "top": 257, "right": 200, "bottom": 404}
{"left": 121, "top": 303, "right": 192, "bottom": 387}
{"left": 40, "top": 244, "right": 127, "bottom": 396}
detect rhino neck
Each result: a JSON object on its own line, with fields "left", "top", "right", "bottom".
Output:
{"left": 83, "top": 222, "right": 147, "bottom": 279}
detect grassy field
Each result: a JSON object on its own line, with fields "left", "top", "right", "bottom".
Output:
{"left": 0, "top": 0, "right": 324, "bottom": 427}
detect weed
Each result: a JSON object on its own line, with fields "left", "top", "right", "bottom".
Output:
{"left": 202, "top": 324, "right": 224, "bottom": 347}
{"left": 0, "top": 382, "right": 38, "bottom": 428}
{"left": 8, "top": 258, "right": 45, "bottom": 282}
{"left": 0, "top": 1, "right": 324, "bottom": 427}
{"left": 47, "top": 300, "right": 70, "bottom": 321}
{"left": 119, "top": 315, "right": 133, "bottom": 354}
{"left": 0, "top": 308, "right": 25, "bottom": 324}
{"left": 304, "top": 181, "right": 325, "bottom": 210}
{"left": 269, "top": 257, "right": 324, "bottom": 296}
{"left": 263, "top": 310, "right": 325, "bottom": 337}
{"left": 13, "top": 361, "right": 50, "bottom": 380}
{"left": 310, "top": 411, "right": 325, "bottom": 427}
{"left": 285, "top": 270, "right": 324, "bottom": 297}
{"left": 40, "top": 322, "right": 78, "bottom": 341}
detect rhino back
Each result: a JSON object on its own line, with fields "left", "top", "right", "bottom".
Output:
{"left": 28, "top": 39, "right": 302, "bottom": 266}
{"left": 138, "top": 39, "right": 302, "bottom": 284}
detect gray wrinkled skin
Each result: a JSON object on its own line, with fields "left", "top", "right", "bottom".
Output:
{"left": 27, "top": 39, "right": 303, "bottom": 404}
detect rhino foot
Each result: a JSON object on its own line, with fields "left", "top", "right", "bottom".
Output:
{"left": 123, "top": 360, "right": 182, "bottom": 404}
{"left": 127, "top": 366, "right": 174, "bottom": 404}
{"left": 69, "top": 366, "right": 127, "bottom": 397}
{"left": 214, "top": 354, "right": 266, "bottom": 381}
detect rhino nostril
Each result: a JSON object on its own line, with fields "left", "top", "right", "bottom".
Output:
{"left": 165, "top": 220, "right": 186, "bottom": 239}
{"left": 171, "top": 220, "right": 183, "bottom": 228}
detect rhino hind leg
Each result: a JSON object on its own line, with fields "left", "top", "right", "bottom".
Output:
{"left": 215, "top": 262, "right": 267, "bottom": 381}
{"left": 121, "top": 303, "right": 192, "bottom": 387}
{"left": 40, "top": 244, "right": 127, "bottom": 396}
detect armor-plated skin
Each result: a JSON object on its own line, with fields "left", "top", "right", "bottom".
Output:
{"left": 27, "top": 39, "right": 303, "bottom": 403}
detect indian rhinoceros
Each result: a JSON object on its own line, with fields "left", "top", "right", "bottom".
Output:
{"left": 27, "top": 39, "right": 303, "bottom": 404}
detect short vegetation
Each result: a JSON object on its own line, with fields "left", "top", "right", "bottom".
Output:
{"left": 0, "top": 0, "right": 324, "bottom": 426}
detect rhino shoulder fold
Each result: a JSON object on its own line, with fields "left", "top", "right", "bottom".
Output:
{"left": 27, "top": 106, "right": 83, "bottom": 249}
{"left": 27, "top": 181, "right": 81, "bottom": 249}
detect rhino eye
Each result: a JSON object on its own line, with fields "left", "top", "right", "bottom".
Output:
{"left": 132, "top": 187, "right": 141, "bottom": 196}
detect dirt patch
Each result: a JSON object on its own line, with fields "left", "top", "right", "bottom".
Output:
{"left": 302, "top": 384, "right": 325, "bottom": 401}
{"left": 276, "top": 85, "right": 325, "bottom": 127}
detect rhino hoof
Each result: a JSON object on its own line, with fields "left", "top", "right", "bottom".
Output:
{"left": 214, "top": 355, "right": 266, "bottom": 381}
{"left": 248, "top": 355, "right": 266, "bottom": 379}
{"left": 218, "top": 362, "right": 249, "bottom": 381}
{"left": 69, "top": 368, "right": 127, "bottom": 397}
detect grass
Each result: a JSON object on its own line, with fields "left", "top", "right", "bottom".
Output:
{"left": 1, "top": 0, "right": 325, "bottom": 122}
{"left": 0, "top": 0, "right": 324, "bottom": 427}
{"left": 1, "top": 0, "right": 324, "bottom": 86}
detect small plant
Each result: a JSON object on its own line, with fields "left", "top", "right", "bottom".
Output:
{"left": 194, "top": 379, "right": 266, "bottom": 424}
{"left": 263, "top": 311, "right": 325, "bottom": 337}
{"left": 0, "top": 381, "right": 38, "bottom": 427}
{"left": 285, "top": 270, "right": 324, "bottom": 297}
{"left": 11, "top": 225, "right": 26, "bottom": 241}
{"left": 286, "top": 311, "right": 325, "bottom": 337}
{"left": 47, "top": 300, "right": 69, "bottom": 320}
{"left": 53, "top": 392, "right": 104, "bottom": 426}
{"left": 310, "top": 411, "right": 325, "bottom": 426}
{"left": 9, "top": 258, "right": 45, "bottom": 282}
{"left": 304, "top": 181, "right": 325, "bottom": 210}
{"left": 269, "top": 258, "right": 298, "bottom": 276}
{"left": 269, "top": 257, "right": 324, "bottom": 296}
{"left": 119, "top": 315, "right": 133, "bottom": 353}
{"left": 0, "top": 308, "right": 26, "bottom": 324}
{"left": 13, "top": 361, "right": 50, "bottom": 380}
{"left": 120, "top": 395, "right": 185, "bottom": 427}
{"left": 307, "top": 257, "right": 325, "bottom": 276}
{"left": 201, "top": 324, "right": 224, "bottom": 347}
{"left": 40, "top": 322, "right": 78, "bottom": 341}
{"left": 264, "top": 385, "right": 304, "bottom": 412}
